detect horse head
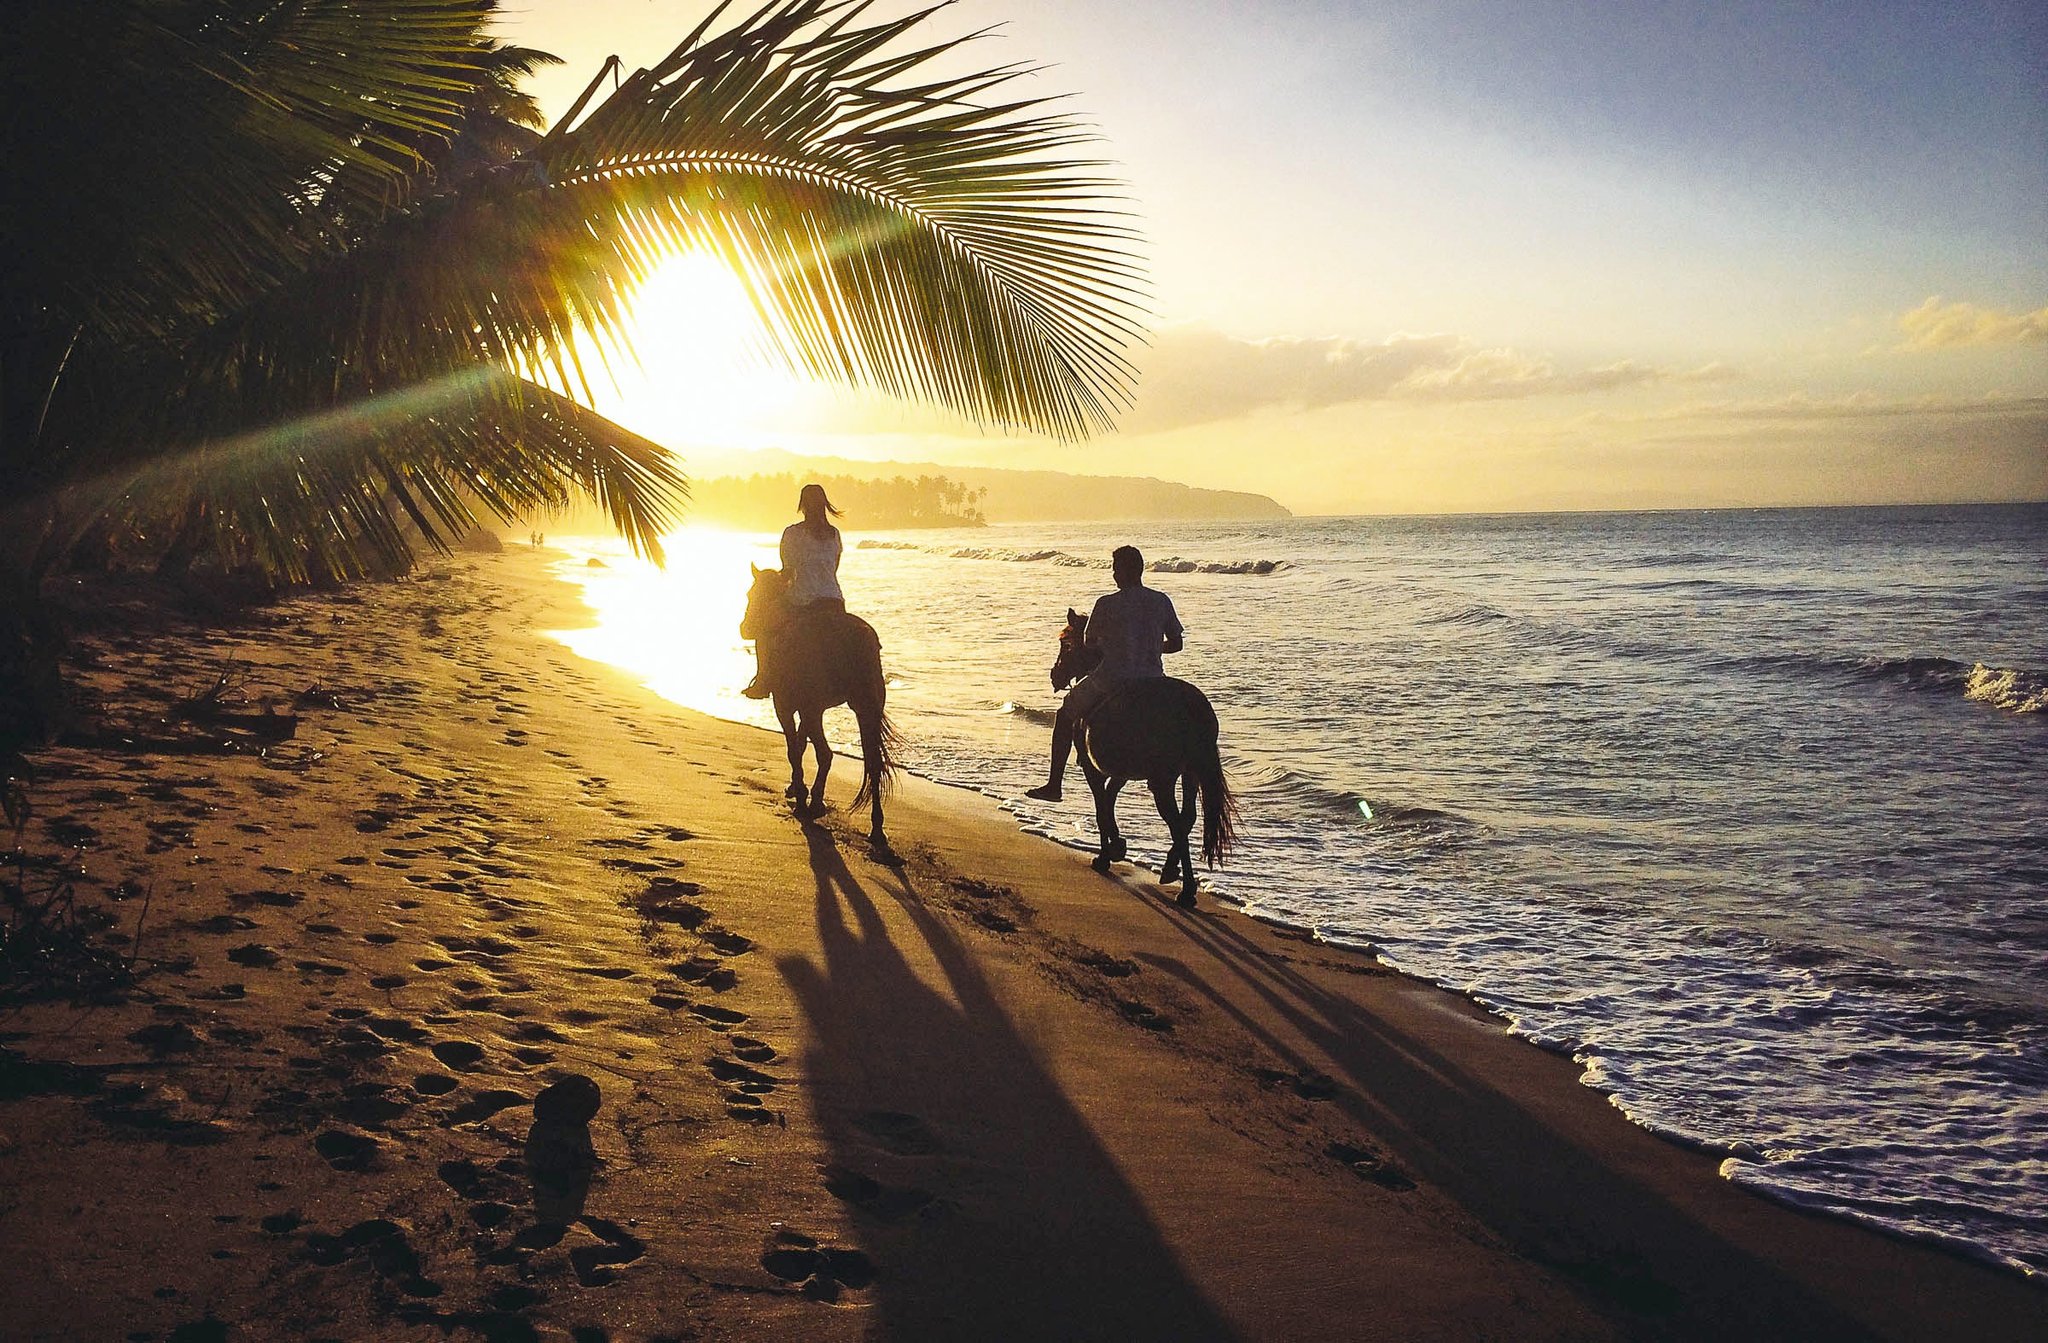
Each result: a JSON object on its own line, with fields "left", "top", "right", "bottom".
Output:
{"left": 1050, "top": 607, "right": 1100, "bottom": 690}
{"left": 740, "top": 564, "right": 790, "bottom": 639}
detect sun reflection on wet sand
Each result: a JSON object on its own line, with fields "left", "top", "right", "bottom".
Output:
{"left": 545, "top": 528, "right": 784, "bottom": 732}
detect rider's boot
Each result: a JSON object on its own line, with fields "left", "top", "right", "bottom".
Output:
{"left": 1025, "top": 710, "right": 1074, "bottom": 802}
{"left": 743, "top": 642, "right": 773, "bottom": 699}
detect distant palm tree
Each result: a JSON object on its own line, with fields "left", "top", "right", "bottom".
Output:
{"left": 0, "top": 0, "right": 1143, "bottom": 744}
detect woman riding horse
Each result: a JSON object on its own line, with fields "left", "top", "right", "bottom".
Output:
{"left": 745, "top": 483, "right": 844, "bottom": 698}
{"left": 738, "top": 484, "right": 899, "bottom": 860}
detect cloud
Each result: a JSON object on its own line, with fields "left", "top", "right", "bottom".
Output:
{"left": 1653, "top": 391, "right": 2048, "bottom": 422}
{"left": 1125, "top": 326, "right": 1735, "bottom": 431}
{"left": 1897, "top": 297, "right": 2048, "bottom": 350}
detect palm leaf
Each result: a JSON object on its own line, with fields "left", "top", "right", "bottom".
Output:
{"left": 10, "top": 0, "right": 1146, "bottom": 582}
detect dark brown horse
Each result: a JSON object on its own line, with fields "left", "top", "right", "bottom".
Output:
{"left": 1048, "top": 609, "right": 1236, "bottom": 904}
{"left": 741, "top": 566, "right": 899, "bottom": 861}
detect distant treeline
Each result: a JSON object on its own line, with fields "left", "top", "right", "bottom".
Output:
{"left": 690, "top": 473, "right": 987, "bottom": 530}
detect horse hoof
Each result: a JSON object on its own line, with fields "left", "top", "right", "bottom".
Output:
{"left": 871, "top": 838, "right": 903, "bottom": 867}
{"left": 1106, "top": 838, "right": 1128, "bottom": 863}
{"left": 1176, "top": 887, "right": 1198, "bottom": 909}
{"left": 1091, "top": 853, "right": 1114, "bottom": 874}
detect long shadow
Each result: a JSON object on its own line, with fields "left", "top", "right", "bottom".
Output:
{"left": 1129, "top": 896, "right": 1926, "bottom": 1341}
{"left": 779, "top": 825, "right": 1239, "bottom": 1341}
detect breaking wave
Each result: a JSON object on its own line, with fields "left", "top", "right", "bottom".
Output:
{"left": 1739, "top": 654, "right": 2048, "bottom": 715}
{"left": 857, "top": 539, "right": 1288, "bottom": 575}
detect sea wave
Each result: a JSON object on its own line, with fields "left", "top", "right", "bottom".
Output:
{"left": 1225, "top": 760, "right": 1472, "bottom": 839}
{"left": 856, "top": 539, "right": 1289, "bottom": 575}
{"left": 1727, "top": 653, "right": 2048, "bottom": 715}
{"left": 1846, "top": 656, "right": 2047, "bottom": 714}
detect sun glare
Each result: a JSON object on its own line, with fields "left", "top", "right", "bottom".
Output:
{"left": 592, "top": 250, "right": 797, "bottom": 449}
{"left": 546, "top": 530, "right": 780, "bottom": 725}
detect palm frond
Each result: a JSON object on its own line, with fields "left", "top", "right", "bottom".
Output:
{"left": 178, "top": 0, "right": 1147, "bottom": 447}
{"left": 9, "top": 0, "right": 1147, "bottom": 584}
{"left": 548, "top": 0, "right": 1150, "bottom": 438}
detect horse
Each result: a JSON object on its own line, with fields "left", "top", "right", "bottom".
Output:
{"left": 1048, "top": 608, "right": 1237, "bottom": 905}
{"left": 740, "top": 566, "right": 899, "bottom": 862}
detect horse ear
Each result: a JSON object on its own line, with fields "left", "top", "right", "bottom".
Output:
{"left": 1067, "top": 607, "right": 1080, "bottom": 622}
{"left": 751, "top": 563, "right": 761, "bottom": 577}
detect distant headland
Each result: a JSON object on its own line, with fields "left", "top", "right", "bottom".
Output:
{"left": 680, "top": 449, "right": 1292, "bottom": 527}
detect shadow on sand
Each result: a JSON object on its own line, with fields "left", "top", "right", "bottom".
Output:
{"left": 780, "top": 824, "right": 1238, "bottom": 1341}
{"left": 1128, "top": 896, "right": 1906, "bottom": 1342}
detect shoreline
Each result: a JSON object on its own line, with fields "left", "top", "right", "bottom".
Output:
{"left": 1, "top": 547, "right": 2040, "bottom": 1341}
{"left": 543, "top": 535, "right": 2046, "bottom": 1284}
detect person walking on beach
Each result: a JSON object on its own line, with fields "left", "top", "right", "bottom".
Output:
{"left": 1026, "top": 545, "right": 1183, "bottom": 802}
{"left": 744, "top": 483, "right": 845, "bottom": 699}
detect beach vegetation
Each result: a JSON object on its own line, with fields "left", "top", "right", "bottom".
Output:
{"left": 0, "top": 0, "right": 1144, "bottom": 755}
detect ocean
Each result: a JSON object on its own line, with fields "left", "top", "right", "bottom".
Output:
{"left": 545, "top": 501, "right": 2048, "bottom": 1277}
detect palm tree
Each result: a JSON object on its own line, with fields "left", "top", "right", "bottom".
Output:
{"left": 0, "top": 0, "right": 1144, "bottom": 747}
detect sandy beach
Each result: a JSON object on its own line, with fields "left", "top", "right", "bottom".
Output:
{"left": 1, "top": 547, "right": 2040, "bottom": 1343}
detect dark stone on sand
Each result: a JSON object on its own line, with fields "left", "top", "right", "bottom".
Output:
{"left": 533, "top": 1074, "right": 601, "bottom": 1126}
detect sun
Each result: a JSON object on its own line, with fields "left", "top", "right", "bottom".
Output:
{"left": 586, "top": 249, "right": 798, "bottom": 449}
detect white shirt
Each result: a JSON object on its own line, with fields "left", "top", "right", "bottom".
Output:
{"left": 780, "top": 523, "right": 843, "bottom": 605}
{"left": 1087, "top": 584, "right": 1181, "bottom": 679}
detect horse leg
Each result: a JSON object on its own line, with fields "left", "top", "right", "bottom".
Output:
{"left": 777, "top": 701, "right": 806, "bottom": 806}
{"left": 1150, "top": 777, "right": 1184, "bottom": 887}
{"left": 1174, "top": 768, "right": 1200, "bottom": 907}
{"left": 1090, "top": 771, "right": 1126, "bottom": 873}
{"left": 805, "top": 711, "right": 833, "bottom": 818}
{"left": 853, "top": 705, "right": 898, "bottom": 864}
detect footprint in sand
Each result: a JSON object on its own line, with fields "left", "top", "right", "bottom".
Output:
{"left": 820, "top": 1165, "right": 937, "bottom": 1222}
{"left": 759, "top": 1230, "right": 875, "bottom": 1300}
{"left": 688, "top": 1003, "right": 748, "bottom": 1030}
{"left": 447, "top": 1088, "right": 529, "bottom": 1124}
{"left": 313, "top": 1128, "right": 380, "bottom": 1172}
{"left": 1325, "top": 1140, "right": 1417, "bottom": 1191}
{"left": 667, "top": 957, "right": 737, "bottom": 992}
{"left": 703, "top": 931, "right": 754, "bottom": 957}
{"left": 1113, "top": 997, "right": 1173, "bottom": 1032}
{"left": 430, "top": 1040, "right": 486, "bottom": 1070}
{"left": 851, "top": 1110, "right": 942, "bottom": 1156}
{"left": 729, "top": 1036, "right": 777, "bottom": 1064}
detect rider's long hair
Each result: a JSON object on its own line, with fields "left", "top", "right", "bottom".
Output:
{"left": 798, "top": 482, "right": 843, "bottom": 522}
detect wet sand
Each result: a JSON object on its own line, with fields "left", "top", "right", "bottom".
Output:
{"left": 1, "top": 547, "right": 2040, "bottom": 1341}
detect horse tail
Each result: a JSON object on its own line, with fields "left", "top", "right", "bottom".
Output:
{"left": 1186, "top": 686, "right": 1237, "bottom": 868}
{"left": 852, "top": 708, "right": 899, "bottom": 809}
{"left": 850, "top": 621, "right": 898, "bottom": 809}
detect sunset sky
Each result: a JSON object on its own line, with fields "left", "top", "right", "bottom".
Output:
{"left": 501, "top": 0, "right": 2047, "bottom": 515}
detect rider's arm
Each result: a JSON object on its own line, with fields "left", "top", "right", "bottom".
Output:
{"left": 1161, "top": 597, "right": 1184, "bottom": 657}
{"left": 779, "top": 526, "right": 796, "bottom": 575}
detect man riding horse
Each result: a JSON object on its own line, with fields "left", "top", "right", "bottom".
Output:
{"left": 1026, "top": 545, "right": 1183, "bottom": 803}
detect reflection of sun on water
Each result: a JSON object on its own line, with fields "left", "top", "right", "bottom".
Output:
{"left": 545, "top": 530, "right": 783, "bottom": 726}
